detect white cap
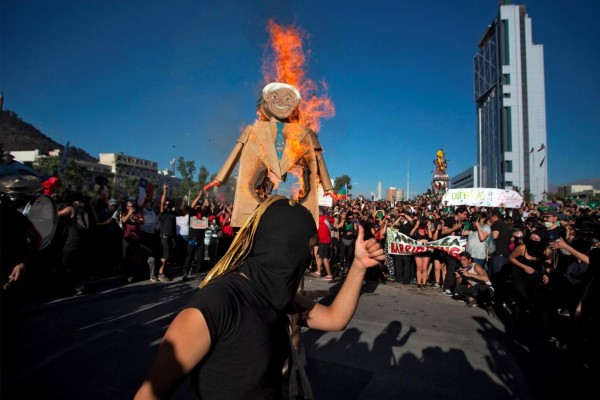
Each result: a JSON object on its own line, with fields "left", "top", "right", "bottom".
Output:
{"left": 262, "top": 82, "right": 301, "bottom": 101}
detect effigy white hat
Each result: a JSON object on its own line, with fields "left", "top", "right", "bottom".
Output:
{"left": 262, "top": 82, "right": 301, "bottom": 101}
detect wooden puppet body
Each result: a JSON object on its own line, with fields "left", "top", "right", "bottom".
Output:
{"left": 215, "top": 120, "right": 333, "bottom": 227}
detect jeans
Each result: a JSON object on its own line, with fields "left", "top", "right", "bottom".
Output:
{"left": 472, "top": 258, "right": 487, "bottom": 272}
{"left": 183, "top": 237, "right": 205, "bottom": 275}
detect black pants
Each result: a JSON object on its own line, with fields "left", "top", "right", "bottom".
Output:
{"left": 393, "top": 254, "right": 414, "bottom": 284}
{"left": 490, "top": 255, "right": 510, "bottom": 304}
{"left": 511, "top": 266, "right": 551, "bottom": 312}
{"left": 340, "top": 239, "right": 355, "bottom": 270}
{"left": 62, "top": 242, "right": 86, "bottom": 290}
{"left": 455, "top": 283, "right": 494, "bottom": 306}
{"left": 183, "top": 238, "right": 205, "bottom": 275}
{"left": 442, "top": 256, "right": 459, "bottom": 292}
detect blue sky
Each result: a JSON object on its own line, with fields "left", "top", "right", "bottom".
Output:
{"left": 2, "top": 0, "right": 599, "bottom": 198}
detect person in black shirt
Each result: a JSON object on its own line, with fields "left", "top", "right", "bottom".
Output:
{"left": 157, "top": 184, "right": 177, "bottom": 282}
{"left": 490, "top": 209, "right": 512, "bottom": 304}
{"left": 392, "top": 212, "right": 415, "bottom": 284}
{"left": 182, "top": 189, "right": 207, "bottom": 281}
{"left": 1, "top": 196, "right": 42, "bottom": 367}
{"left": 135, "top": 195, "right": 386, "bottom": 400}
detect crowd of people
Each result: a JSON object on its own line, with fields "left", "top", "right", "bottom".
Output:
{"left": 309, "top": 193, "right": 598, "bottom": 366}
{"left": 3, "top": 186, "right": 598, "bottom": 374}
{"left": 6, "top": 185, "right": 235, "bottom": 297}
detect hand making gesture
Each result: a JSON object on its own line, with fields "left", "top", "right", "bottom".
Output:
{"left": 353, "top": 225, "right": 386, "bottom": 270}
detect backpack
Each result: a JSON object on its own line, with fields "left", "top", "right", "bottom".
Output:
{"left": 74, "top": 205, "right": 90, "bottom": 232}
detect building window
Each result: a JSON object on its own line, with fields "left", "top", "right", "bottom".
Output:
{"left": 506, "top": 107, "right": 512, "bottom": 151}
{"left": 506, "top": 160, "right": 513, "bottom": 172}
{"left": 505, "top": 181, "right": 513, "bottom": 187}
{"left": 503, "top": 74, "right": 511, "bottom": 84}
{"left": 502, "top": 20, "right": 510, "bottom": 65}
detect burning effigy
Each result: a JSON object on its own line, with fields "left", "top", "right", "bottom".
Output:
{"left": 204, "top": 21, "right": 336, "bottom": 227}
{"left": 204, "top": 82, "right": 335, "bottom": 227}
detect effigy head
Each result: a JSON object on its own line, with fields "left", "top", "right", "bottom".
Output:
{"left": 260, "top": 82, "right": 301, "bottom": 121}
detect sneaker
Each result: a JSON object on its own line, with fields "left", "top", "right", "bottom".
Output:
{"left": 310, "top": 272, "right": 321, "bottom": 278}
{"left": 158, "top": 274, "right": 171, "bottom": 283}
{"left": 433, "top": 283, "right": 441, "bottom": 288}
{"left": 419, "top": 284, "right": 425, "bottom": 290}
{"left": 558, "top": 309, "right": 571, "bottom": 318}
{"left": 322, "top": 275, "right": 333, "bottom": 281}
{"left": 182, "top": 273, "right": 197, "bottom": 282}
{"left": 443, "top": 289, "right": 452, "bottom": 296}
{"left": 465, "top": 297, "right": 477, "bottom": 307}
{"left": 150, "top": 276, "right": 159, "bottom": 283}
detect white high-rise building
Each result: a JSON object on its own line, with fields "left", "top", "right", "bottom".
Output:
{"left": 474, "top": 1, "right": 548, "bottom": 202}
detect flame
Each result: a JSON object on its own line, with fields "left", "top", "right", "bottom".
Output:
{"left": 262, "top": 20, "right": 335, "bottom": 133}
{"left": 288, "top": 164, "right": 306, "bottom": 201}
{"left": 260, "top": 20, "right": 334, "bottom": 201}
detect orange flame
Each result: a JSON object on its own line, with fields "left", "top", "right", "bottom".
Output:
{"left": 263, "top": 20, "right": 335, "bottom": 133}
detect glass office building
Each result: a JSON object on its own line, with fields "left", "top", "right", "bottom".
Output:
{"left": 474, "top": 2, "right": 547, "bottom": 201}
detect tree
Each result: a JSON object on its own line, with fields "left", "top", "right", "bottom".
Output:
{"left": 523, "top": 188, "right": 535, "bottom": 205}
{"left": 34, "top": 156, "right": 89, "bottom": 194}
{"left": 333, "top": 175, "right": 352, "bottom": 192}
{"left": 197, "top": 165, "right": 209, "bottom": 187}
{"left": 177, "top": 156, "right": 196, "bottom": 182}
{"left": 124, "top": 176, "right": 139, "bottom": 198}
{"left": 34, "top": 156, "right": 60, "bottom": 177}
{"left": 175, "top": 156, "right": 197, "bottom": 201}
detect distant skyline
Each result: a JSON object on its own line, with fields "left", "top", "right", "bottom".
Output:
{"left": 2, "top": 0, "right": 599, "bottom": 198}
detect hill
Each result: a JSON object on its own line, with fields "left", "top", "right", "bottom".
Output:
{"left": 0, "top": 109, "right": 97, "bottom": 162}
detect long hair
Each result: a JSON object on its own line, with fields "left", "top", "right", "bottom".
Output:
{"left": 199, "top": 195, "right": 288, "bottom": 288}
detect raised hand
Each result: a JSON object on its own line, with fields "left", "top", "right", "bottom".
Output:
{"left": 353, "top": 225, "right": 386, "bottom": 270}
{"left": 203, "top": 180, "right": 220, "bottom": 191}
{"left": 325, "top": 190, "right": 338, "bottom": 202}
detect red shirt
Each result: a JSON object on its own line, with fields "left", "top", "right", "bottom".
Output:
{"left": 318, "top": 215, "right": 331, "bottom": 244}
{"left": 42, "top": 176, "right": 60, "bottom": 195}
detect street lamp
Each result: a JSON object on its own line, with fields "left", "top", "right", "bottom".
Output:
{"left": 529, "top": 143, "right": 546, "bottom": 203}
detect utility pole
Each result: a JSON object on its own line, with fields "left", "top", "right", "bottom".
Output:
{"left": 406, "top": 159, "right": 410, "bottom": 200}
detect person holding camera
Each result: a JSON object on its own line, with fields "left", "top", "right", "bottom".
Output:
{"left": 441, "top": 205, "right": 468, "bottom": 237}
{"left": 466, "top": 212, "right": 491, "bottom": 271}
{"left": 454, "top": 251, "right": 494, "bottom": 313}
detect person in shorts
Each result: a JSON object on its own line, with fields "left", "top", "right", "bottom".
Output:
{"left": 312, "top": 208, "right": 334, "bottom": 280}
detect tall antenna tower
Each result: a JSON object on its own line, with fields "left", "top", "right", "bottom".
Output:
{"left": 406, "top": 160, "right": 410, "bottom": 200}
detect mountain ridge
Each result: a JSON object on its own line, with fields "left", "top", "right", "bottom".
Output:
{"left": 0, "top": 109, "right": 97, "bottom": 162}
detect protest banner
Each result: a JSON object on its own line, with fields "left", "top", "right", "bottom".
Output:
{"left": 190, "top": 216, "right": 208, "bottom": 230}
{"left": 441, "top": 188, "right": 523, "bottom": 208}
{"left": 386, "top": 228, "right": 466, "bottom": 259}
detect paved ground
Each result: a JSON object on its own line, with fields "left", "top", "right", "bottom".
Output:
{"left": 1, "top": 270, "right": 593, "bottom": 399}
